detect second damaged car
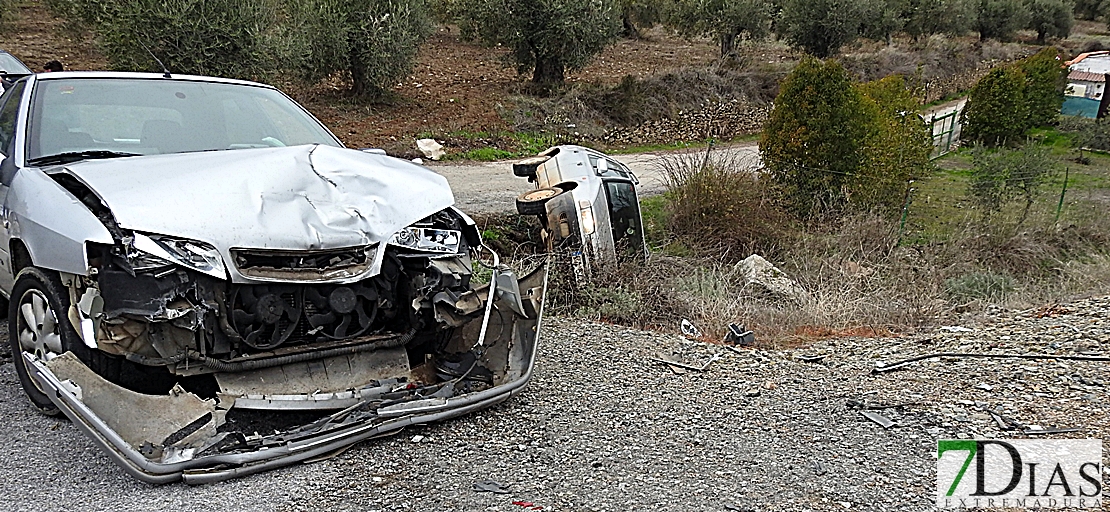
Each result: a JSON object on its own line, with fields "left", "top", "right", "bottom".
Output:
{"left": 0, "top": 71, "right": 546, "bottom": 483}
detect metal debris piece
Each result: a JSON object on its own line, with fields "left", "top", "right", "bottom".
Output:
{"left": 975, "top": 383, "right": 993, "bottom": 391}
{"left": 872, "top": 352, "right": 1110, "bottom": 373}
{"left": 939, "top": 326, "right": 974, "bottom": 332}
{"left": 724, "top": 324, "right": 755, "bottom": 346}
{"left": 473, "top": 479, "right": 511, "bottom": 494}
{"left": 796, "top": 354, "right": 827, "bottom": 363}
{"left": 651, "top": 353, "right": 720, "bottom": 372}
{"left": 859, "top": 410, "right": 896, "bottom": 429}
{"left": 1023, "top": 426, "right": 1082, "bottom": 435}
{"left": 814, "top": 461, "right": 827, "bottom": 476}
{"left": 666, "top": 364, "right": 688, "bottom": 375}
{"left": 680, "top": 319, "right": 702, "bottom": 339}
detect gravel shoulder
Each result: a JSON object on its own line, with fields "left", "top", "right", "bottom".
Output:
{"left": 2, "top": 297, "right": 1107, "bottom": 512}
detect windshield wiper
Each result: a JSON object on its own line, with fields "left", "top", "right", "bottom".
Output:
{"left": 28, "top": 150, "right": 141, "bottom": 166}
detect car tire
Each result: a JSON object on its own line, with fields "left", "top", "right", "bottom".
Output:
{"left": 513, "top": 156, "right": 550, "bottom": 177}
{"left": 516, "top": 186, "right": 564, "bottom": 216}
{"left": 8, "top": 268, "right": 120, "bottom": 414}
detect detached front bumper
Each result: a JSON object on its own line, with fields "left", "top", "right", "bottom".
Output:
{"left": 26, "top": 264, "right": 548, "bottom": 484}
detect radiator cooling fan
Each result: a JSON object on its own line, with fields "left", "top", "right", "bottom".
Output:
{"left": 229, "top": 285, "right": 303, "bottom": 350}
{"left": 304, "top": 282, "right": 380, "bottom": 340}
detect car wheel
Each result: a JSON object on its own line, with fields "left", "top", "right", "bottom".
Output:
{"left": 516, "top": 186, "right": 564, "bottom": 216}
{"left": 8, "top": 268, "right": 84, "bottom": 415}
{"left": 513, "top": 156, "right": 550, "bottom": 177}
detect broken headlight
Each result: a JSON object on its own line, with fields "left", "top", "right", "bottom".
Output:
{"left": 130, "top": 232, "right": 227, "bottom": 279}
{"left": 389, "top": 227, "right": 462, "bottom": 254}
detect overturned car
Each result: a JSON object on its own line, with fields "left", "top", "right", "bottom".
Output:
{"left": 0, "top": 72, "right": 546, "bottom": 483}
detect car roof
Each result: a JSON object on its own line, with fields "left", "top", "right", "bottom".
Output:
{"left": 32, "top": 71, "right": 276, "bottom": 89}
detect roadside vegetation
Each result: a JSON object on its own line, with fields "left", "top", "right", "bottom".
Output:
{"left": 11, "top": 0, "right": 1110, "bottom": 343}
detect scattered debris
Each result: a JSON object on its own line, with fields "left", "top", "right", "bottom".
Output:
{"left": 939, "top": 326, "right": 974, "bottom": 332}
{"left": 795, "top": 354, "right": 827, "bottom": 364}
{"left": 723, "top": 323, "right": 755, "bottom": 346}
{"left": 680, "top": 319, "right": 702, "bottom": 339}
{"left": 415, "top": 138, "right": 445, "bottom": 160}
{"left": 651, "top": 354, "right": 720, "bottom": 372}
{"left": 473, "top": 480, "right": 511, "bottom": 494}
{"left": 872, "top": 352, "right": 1110, "bottom": 373}
{"left": 814, "top": 461, "right": 827, "bottom": 476}
{"left": 859, "top": 411, "right": 896, "bottom": 429}
{"left": 974, "top": 383, "right": 993, "bottom": 391}
{"left": 1023, "top": 426, "right": 1082, "bottom": 435}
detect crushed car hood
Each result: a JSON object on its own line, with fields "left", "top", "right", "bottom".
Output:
{"left": 55, "top": 145, "right": 454, "bottom": 279}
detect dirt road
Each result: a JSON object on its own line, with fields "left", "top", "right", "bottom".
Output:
{"left": 429, "top": 143, "right": 761, "bottom": 213}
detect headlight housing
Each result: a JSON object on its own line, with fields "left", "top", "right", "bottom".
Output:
{"left": 389, "top": 227, "right": 462, "bottom": 254}
{"left": 130, "top": 233, "right": 227, "bottom": 279}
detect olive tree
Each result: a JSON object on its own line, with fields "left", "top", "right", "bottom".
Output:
{"left": 285, "top": 0, "right": 434, "bottom": 97}
{"left": 902, "top": 0, "right": 977, "bottom": 39}
{"left": 1072, "top": 0, "right": 1107, "bottom": 19}
{"left": 777, "top": 0, "right": 863, "bottom": 58}
{"left": 975, "top": 0, "right": 1030, "bottom": 41}
{"left": 453, "top": 0, "right": 622, "bottom": 89}
{"left": 666, "top": 0, "right": 773, "bottom": 58}
{"left": 45, "top": 0, "right": 279, "bottom": 79}
{"left": 1026, "top": 0, "right": 1074, "bottom": 43}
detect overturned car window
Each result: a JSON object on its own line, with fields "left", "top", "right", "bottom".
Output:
{"left": 605, "top": 180, "right": 645, "bottom": 260}
{"left": 27, "top": 78, "right": 341, "bottom": 160}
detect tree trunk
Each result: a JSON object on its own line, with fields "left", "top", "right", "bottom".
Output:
{"left": 1036, "top": 29, "right": 1046, "bottom": 45}
{"left": 531, "top": 55, "right": 565, "bottom": 88}
{"left": 622, "top": 12, "right": 639, "bottom": 39}
{"left": 720, "top": 32, "right": 735, "bottom": 59}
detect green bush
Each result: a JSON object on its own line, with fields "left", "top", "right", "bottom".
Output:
{"left": 962, "top": 65, "right": 1029, "bottom": 145}
{"left": 285, "top": 0, "right": 433, "bottom": 97}
{"left": 903, "top": 0, "right": 977, "bottom": 39}
{"left": 760, "top": 57, "right": 873, "bottom": 216}
{"left": 856, "top": 75, "right": 934, "bottom": 213}
{"left": 1018, "top": 47, "right": 1067, "bottom": 127}
{"left": 1058, "top": 117, "right": 1110, "bottom": 151}
{"left": 46, "top": 0, "right": 279, "bottom": 79}
{"left": 968, "top": 143, "right": 1058, "bottom": 224}
{"left": 659, "top": 148, "right": 787, "bottom": 259}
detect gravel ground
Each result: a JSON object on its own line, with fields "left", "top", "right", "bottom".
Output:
{"left": 2, "top": 297, "right": 1108, "bottom": 512}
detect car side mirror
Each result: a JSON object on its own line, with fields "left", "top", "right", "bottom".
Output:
{"left": 596, "top": 158, "right": 608, "bottom": 173}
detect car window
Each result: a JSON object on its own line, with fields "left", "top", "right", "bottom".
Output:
{"left": 0, "top": 53, "right": 32, "bottom": 75}
{"left": 604, "top": 180, "right": 644, "bottom": 260}
{"left": 0, "top": 80, "right": 26, "bottom": 155}
{"left": 27, "top": 78, "right": 341, "bottom": 160}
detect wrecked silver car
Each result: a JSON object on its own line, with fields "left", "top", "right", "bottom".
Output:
{"left": 1, "top": 72, "right": 546, "bottom": 483}
{"left": 513, "top": 145, "right": 646, "bottom": 275}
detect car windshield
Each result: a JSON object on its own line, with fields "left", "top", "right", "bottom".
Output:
{"left": 0, "top": 53, "right": 31, "bottom": 75}
{"left": 27, "top": 77, "right": 341, "bottom": 161}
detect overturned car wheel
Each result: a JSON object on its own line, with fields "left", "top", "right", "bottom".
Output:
{"left": 516, "top": 186, "right": 564, "bottom": 216}
{"left": 8, "top": 268, "right": 85, "bottom": 415}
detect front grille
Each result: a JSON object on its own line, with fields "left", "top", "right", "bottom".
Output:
{"left": 232, "top": 245, "right": 375, "bottom": 281}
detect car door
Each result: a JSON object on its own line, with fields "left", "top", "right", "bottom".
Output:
{"left": 0, "top": 78, "right": 28, "bottom": 294}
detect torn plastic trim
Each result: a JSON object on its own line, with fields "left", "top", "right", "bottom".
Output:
{"left": 25, "top": 262, "right": 549, "bottom": 484}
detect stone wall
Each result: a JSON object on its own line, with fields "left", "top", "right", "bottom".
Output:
{"left": 598, "top": 100, "right": 770, "bottom": 146}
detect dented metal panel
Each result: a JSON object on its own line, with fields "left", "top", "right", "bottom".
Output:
{"left": 58, "top": 145, "right": 454, "bottom": 282}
